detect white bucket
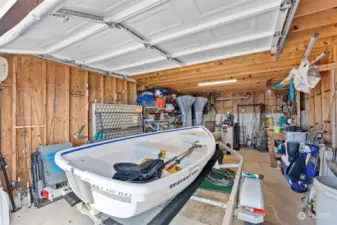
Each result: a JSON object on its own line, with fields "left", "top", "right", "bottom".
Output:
{"left": 313, "top": 176, "right": 337, "bottom": 225}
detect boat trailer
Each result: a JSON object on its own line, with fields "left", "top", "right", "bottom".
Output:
{"left": 69, "top": 142, "right": 265, "bottom": 225}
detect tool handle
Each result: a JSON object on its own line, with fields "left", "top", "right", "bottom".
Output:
{"left": 253, "top": 208, "right": 267, "bottom": 215}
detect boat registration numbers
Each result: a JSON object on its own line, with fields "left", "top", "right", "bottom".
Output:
{"left": 92, "top": 184, "right": 132, "bottom": 203}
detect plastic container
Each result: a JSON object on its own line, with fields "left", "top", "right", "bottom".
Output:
{"left": 279, "top": 117, "right": 287, "bottom": 127}
{"left": 286, "top": 132, "right": 307, "bottom": 142}
{"left": 287, "top": 142, "right": 300, "bottom": 163}
{"left": 314, "top": 176, "right": 337, "bottom": 225}
{"left": 274, "top": 126, "right": 281, "bottom": 133}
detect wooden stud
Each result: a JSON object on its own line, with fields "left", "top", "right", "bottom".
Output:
{"left": 112, "top": 77, "right": 116, "bottom": 103}
{"left": 11, "top": 56, "right": 17, "bottom": 181}
{"left": 84, "top": 71, "right": 89, "bottom": 139}
{"left": 292, "top": 8, "right": 337, "bottom": 33}
{"left": 295, "top": 0, "right": 337, "bottom": 18}
{"left": 123, "top": 80, "right": 128, "bottom": 105}
{"left": 64, "top": 66, "right": 70, "bottom": 142}
{"left": 100, "top": 75, "right": 104, "bottom": 103}
{"left": 42, "top": 60, "right": 47, "bottom": 145}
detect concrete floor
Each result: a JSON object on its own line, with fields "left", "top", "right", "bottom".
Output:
{"left": 10, "top": 149, "right": 315, "bottom": 225}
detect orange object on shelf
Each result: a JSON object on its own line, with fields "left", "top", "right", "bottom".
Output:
{"left": 156, "top": 98, "right": 161, "bottom": 108}
{"left": 156, "top": 98, "right": 166, "bottom": 108}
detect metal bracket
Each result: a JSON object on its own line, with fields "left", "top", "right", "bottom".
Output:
{"left": 280, "top": 0, "right": 292, "bottom": 12}
{"left": 273, "top": 31, "right": 283, "bottom": 38}
{"left": 106, "top": 22, "right": 121, "bottom": 29}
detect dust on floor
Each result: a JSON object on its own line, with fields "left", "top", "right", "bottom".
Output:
{"left": 10, "top": 149, "right": 314, "bottom": 225}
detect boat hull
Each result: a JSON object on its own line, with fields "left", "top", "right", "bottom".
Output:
{"left": 56, "top": 126, "right": 216, "bottom": 218}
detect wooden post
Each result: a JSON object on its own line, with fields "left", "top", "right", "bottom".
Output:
{"left": 11, "top": 56, "right": 17, "bottom": 181}
{"left": 123, "top": 80, "right": 128, "bottom": 105}
{"left": 296, "top": 90, "right": 301, "bottom": 127}
{"left": 112, "top": 77, "right": 116, "bottom": 103}
{"left": 42, "top": 60, "right": 47, "bottom": 145}
{"left": 100, "top": 75, "right": 104, "bottom": 103}
{"left": 84, "top": 71, "right": 89, "bottom": 137}
{"left": 64, "top": 66, "right": 70, "bottom": 142}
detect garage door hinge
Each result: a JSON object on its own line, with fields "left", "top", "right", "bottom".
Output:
{"left": 273, "top": 32, "right": 283, "bottom": 38}
{"left": 106, "top": 22, "right": 121, "bottom": 29}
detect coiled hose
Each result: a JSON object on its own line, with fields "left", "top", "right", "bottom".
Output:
{"left": 206, "top": 168, "right": 235, "bottom": 187}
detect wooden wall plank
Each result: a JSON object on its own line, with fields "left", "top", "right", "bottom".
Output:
{"left": 123, "top": 80, "right": 128, "bottom": 105}
{"left": 88, "top": 72, "right": 104, "bottom": 139}
{"left": 11, "top": 56, "right": 17, "bottom": 181}
{"left": 46, "top": 61, "right": 70, "bottom": 144}
{"left": 321, "top": 72, "right": 331, "bottom": 143}
{"left": 1, "top": 55, "right": 13, "bottom": 185}
{"left": 0, "top": 54, "right": 137, "bottom": 183}
{"left": 70, "top": 67, "right": 88, "bottom": 146}
{"left": 314, "top": 82, "right": 323, "bottom": 129}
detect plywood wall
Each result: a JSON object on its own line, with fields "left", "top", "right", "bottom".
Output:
{"left": 0, "top": 54, "right": 137, "bottom": 185}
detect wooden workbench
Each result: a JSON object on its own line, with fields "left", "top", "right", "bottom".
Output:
{"left": 267, "top": 130, "right": 286, "bottom": 168}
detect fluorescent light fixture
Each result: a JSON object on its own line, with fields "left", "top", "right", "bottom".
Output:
{"left": 198, "top": 79, "right": 237, "bottom": 87}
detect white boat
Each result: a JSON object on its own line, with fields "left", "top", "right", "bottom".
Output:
{"left": 0, "top": 187, "right": 10, "bottom": 225}
{"left": 55, "top": 126, "right": 216, "bottom": 218}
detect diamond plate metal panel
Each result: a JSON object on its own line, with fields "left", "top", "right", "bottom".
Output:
{"left": 92, "top": 103, "right": 143, "bottom": 140}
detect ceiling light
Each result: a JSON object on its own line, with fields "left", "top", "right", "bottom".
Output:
{"left": 198, "top": 79, "right": 237, "bottom": 87}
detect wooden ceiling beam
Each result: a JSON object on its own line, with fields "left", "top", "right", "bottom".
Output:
{"left": 140, "top": 47, "right": 330, "bottom": 84}
{"left": 151, "top": 70, "right": 290, "bottom": 87}
{"left": 134, "top": 34, "right": 337, "bottom": 82}
{"left": 174, "top": 77, "right": 284, "bottom": 91}
{"left": 173, "top": 63, "right": 337, "bottom": 93}
{"left": 292, "top": 8, "right": 337, "bottom": 33}
{"left": 169, "top": 73, "right": 288, "bottom": 89}
{"left": 176, "top": 81, "right": 282, "bottom": 93}
{"left": 295, "top": 0, "right": 337, "bottom": 18}
{"left": 142, "top": 59, "right": 302, "bottom": 85}
{"left": 288, "top": 24, "right": 337, "bottom": 45}
{"left": 135, "top": 42, "right": 332, "bottom": 83}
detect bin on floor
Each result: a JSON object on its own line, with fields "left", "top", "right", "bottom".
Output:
{"left": 314, "top": 176, "right": 337, "bottom": 225}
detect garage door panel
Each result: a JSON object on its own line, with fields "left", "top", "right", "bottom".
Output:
{"left": 54, "top": 29, "right": 139, "bottom": 61}
{"left": 0, "top": 0, "right": 285, "bottom": 76}
{"left": 116, "top": 59, "right": 179, "bottom": 75}
{"left": 178, "top": 37, "right": 272, "bottom": 65}
{"left": 63, "top": 0, "right": 138, "bottom": 18}
{"left": 122, "top": 2, "right": 183, "bottom": 38}
{"left": 6, "top": 16, "right": 90, "bottom": 50}
{"left": 124, "top": 0, "right": 280, "bottom": 42}
{"left": 92, "top": 48, "right": 165, "bottom": 70}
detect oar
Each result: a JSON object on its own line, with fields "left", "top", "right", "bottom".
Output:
{"left": 166, "top": 143, "right": 201, "bottom": 170}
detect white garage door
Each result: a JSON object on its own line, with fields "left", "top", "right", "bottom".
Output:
{"left": 0, "top": 0, "right": 288, "bottom": 76}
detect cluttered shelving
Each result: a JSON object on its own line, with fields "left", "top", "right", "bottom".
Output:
{"left": 137, "top": 89, "right": 182, "bottom": 133}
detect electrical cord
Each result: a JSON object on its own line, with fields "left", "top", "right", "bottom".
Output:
{"left": 206, "top": 168, "right": 235, "bottom": 187}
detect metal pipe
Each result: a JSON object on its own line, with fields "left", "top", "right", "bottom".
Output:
{"left": 303, "top": 33, "right": 320, "bottom": 61}
{"left": 34, "top": 54, "right": 137, "bottom": 83}
{"left": 275, "top": 0, "right": 301, "bottom": 60}
{"left": 311, "top": 49, "right": 329, "bottom": 65}
{"left": 191, "top": 195, "right": 228, "bottom": 208}
{"left": 220, "top": 143, "right": 244, "bottom": 225}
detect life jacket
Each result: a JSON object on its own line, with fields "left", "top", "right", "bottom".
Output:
{"left": 286, "top": 144, "right": 320, "bottom": 193}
